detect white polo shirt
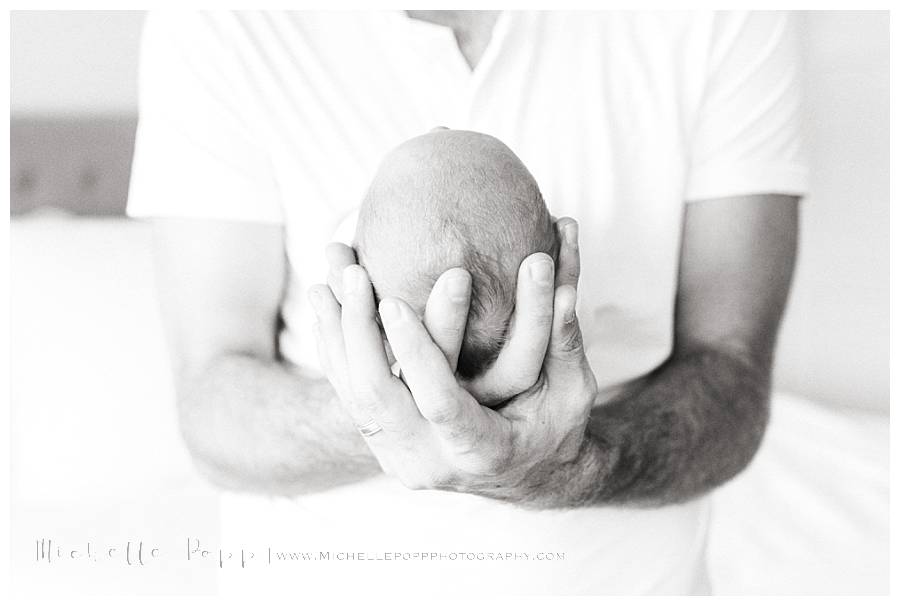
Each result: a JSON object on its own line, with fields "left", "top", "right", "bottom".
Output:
{"left": 128, "top": 10, "right": 808, "bottom": 596}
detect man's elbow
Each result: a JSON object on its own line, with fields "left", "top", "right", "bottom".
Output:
{"left": 675, "top": 343, "right": 774, "bottom": 502}
{"left": 708, "top": 357, "right": 773, "bottom": 490}
{"left": 173, "top": 392, "right": 247, "bottom": 492}
{"left": 170, "top": 360, "right": 260, "bottom": 494}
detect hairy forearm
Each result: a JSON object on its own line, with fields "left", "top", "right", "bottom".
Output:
{"left": 535, "top": 344, "right": 771, "bottom": 508}
{"left": 177, "top": 353, "right": 381, "bottom": 495}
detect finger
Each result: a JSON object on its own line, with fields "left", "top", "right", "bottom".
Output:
{"left": 465, "top": 252, "right": 555, "bottom": 403}
{"left": 325, "top": 242, "right": 357, "bottom": 304}
{"left": 423, "top": 268, "right": 472, "bottom": 373}
{"left": 380, "top": 297, "right": 484, "bottom": 440}
{"left": 308, "top": 284, "right": 352, "bottom": 402}
{"left": 341, "top": 265, "right": 417, "bottom": 427}
{"left": 555, "top": 218, "right": 581, "bottom": 290}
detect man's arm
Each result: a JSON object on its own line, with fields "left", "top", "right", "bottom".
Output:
{"left": 577, "top": 194, "right": 799, "bottom": 506}
{"left": 308, "top": 197, "right": 797, "bottom": 509}
{"left": 151, "top": 218, "right": 381, "bottom": 495}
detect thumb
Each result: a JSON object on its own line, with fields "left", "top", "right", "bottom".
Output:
{"left": 545, "top": 285, "right": 592, "bottom": 384}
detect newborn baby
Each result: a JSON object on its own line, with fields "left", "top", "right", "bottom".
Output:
{"left": 354, "top": 129, "right": 559, "bottom": 380}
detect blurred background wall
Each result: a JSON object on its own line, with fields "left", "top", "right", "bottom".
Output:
{"left": 10, "top": 11, "right": 144, "bottom": 116}
{"left": 10, "top": 10, "right": 890, "bottom": 412}
{"left": 776, "top": 11, "right": 889, "bottom": 413}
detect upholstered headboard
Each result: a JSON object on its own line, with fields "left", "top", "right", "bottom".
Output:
{"left": 10, "top": 115, "right": 137, "bottom": 216}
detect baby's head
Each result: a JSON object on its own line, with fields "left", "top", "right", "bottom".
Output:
{"left": 354, "top": 129, "right": 558, "bottom": 379}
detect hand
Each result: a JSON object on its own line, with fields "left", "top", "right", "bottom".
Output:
{"left": 322, "top": 217, "right": 583, "bottom": 405}
{"left": 309, "top": 219, "right": 599, "bottom": 506}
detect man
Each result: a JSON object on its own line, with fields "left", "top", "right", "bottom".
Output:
{"left": 129, "top": 10, "right": 806, "bottom": 595}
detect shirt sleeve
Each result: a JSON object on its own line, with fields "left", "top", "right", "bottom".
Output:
{"left": 684, "top": 11, "right": 810, "bottom": 201}
{"left": 127, "top": 12, "right": 284, "bottom": 224}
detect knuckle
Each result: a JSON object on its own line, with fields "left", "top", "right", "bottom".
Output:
{"left": 554, "top": 325, "right": 585, "bottom": 356}
{"left": 443, "top": 419, "right": 481, "bottom": 455}
{"left": 561, "top": 267, "right": 580, "bottom": 285}
{"left": 466, "top": 433, "right": 513, "bottom": 477}
{"left": 435, "top": 324, "right": 464, "bottom": 345}
{"left": 426, "top": 406, "right": 458, "bottom": 427}
{"left": 448, "top": 433, "right": 479, "bottom": 457}
{"left": 479, "top": 448, "right": 511, "bottom": 476}
{"left": 532, "top": 307, "right": 554, "bottom": 330}
{"left": 424, "top": 392, "right": 462, "bottom": 425}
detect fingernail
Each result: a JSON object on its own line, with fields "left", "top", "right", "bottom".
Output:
{"left": 529, "top": 259, "right": 554, "bottom": 286}
{"left": 380, "top": 299, "right": 401, "bottom": 324}
{"left": 565, "top": 222, "right": 578, "bottom": 246}
{"left": 446, "top": 273, "right": 470, "bottom": 303}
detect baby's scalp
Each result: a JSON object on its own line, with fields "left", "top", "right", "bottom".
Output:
{"left": 354, "top": 129, "right": 558, "bottom": 379}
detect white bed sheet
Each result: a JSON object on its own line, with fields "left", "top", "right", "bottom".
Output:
{"left": 10, "top": 215, "right": 889, "bottom": 595}
{"left": 707, "top": 392, "right": 888, "bottom": 594}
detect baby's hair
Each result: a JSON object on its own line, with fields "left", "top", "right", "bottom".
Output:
{"left": 354, "top": 129, "right": 559, "bottom": 380}
{"left": 453, "top": 194, "right": 559, "bottom": 379}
